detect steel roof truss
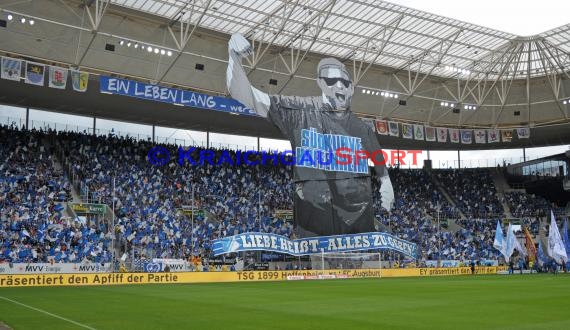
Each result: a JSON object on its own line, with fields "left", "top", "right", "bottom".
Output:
{"left": 84, "top": 0, "right": 109, "bottom": 30}
{"left": 464, "top": 42, "right": 518, "bottom": 104}
{"left": 399, "top": 29, "right": 462, "bottom": 97}
{"left": 76, "top": 0, "right": 110, "bottom": 67}
{"left": 345, "top": 14, "right": 403, "bottom": 86}
{"left": 489, "top": 48, "right": 527, "bottom": 126}
{"left": 276, "top": 0, "right": 337, "bottom": 93}
{"left": 244, "top": 0, "right": 300, "bottom": 72}
{"left": 535, "top": 41, "right": 568, "bottom": 120}
{"left": 159, "top": 0, "right": 212, "bottom": 83}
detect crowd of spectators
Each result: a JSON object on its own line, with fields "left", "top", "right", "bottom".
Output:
{"left": 435, "top": 169, "right": 504, "bottom": 218}
{"left": 504, "top": 191, "right": 566, "bottom": 218}
{"left": 0, "top": 125, "right": 113, "bottom": 263}
{"left": 58, "top": 131, "right": 295, "bottom": 261}
{"left": 375, "top": 168, "right": 498, "bottom": 261}
{"left": 1, "top": 125, "right": 566, "bottom": 266}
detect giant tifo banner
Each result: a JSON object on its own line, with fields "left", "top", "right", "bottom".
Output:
{"left": 0, "top": 267, "right": 507, "bottom": 287}
{"left": 212, "top": 232, "right": 417, "bottom": 258}
{"left": 99, "top": 76, "right": 256, "bottom": 116}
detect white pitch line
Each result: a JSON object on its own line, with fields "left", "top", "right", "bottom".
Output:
{"left": 0, "top": 296, "right": 97, "bottom": 330}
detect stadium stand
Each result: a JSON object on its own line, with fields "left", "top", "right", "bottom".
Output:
{"left": 434, "top": 169, "right": 505, "bottom": 219}
{"left": 6, "top": 124, "right": 566, "bottom": 267}
{"left": 0, "top": 125, "right": 113, "bottom": 263}
{"left": 504, "top": 191, "right": 565, "bottom": 218}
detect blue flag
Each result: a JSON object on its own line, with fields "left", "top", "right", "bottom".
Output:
{"left": 493, "top": 220, "right": 505, "bottom": 256}
{"left": 1, "top": 57, "right": 22, "bottom": 81}
{"left": 548, "top": 211, "right": 567, "bottom": 264}
{"left": 504, "top": 223, "right": 517, "bottom": 262}
{"left": 537, "top": 240, "right": 548, "bottom": 265}
{"left": 562, "top": 219, "right": 570, "bottom": 268}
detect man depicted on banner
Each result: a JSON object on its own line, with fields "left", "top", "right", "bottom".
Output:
{"left": 226, "top": 33, "right": 394, "bottom": 238}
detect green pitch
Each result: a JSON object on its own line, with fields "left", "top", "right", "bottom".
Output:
{"left": 1, "top": 274, "right": 569, "bottom": 330}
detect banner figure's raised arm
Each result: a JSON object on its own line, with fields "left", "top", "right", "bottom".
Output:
{"left": 227, "top": 33, "right": 271, "bottom": 117}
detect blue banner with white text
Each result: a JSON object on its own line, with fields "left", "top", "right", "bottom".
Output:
{"left": 99, "top": 76, "right": 257, "bottom": 116}
{"left": 212, "top": 232, "right": 417, "bottom": 258}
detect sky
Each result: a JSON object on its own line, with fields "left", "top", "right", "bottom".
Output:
{"left": 390, "top": 0, "right": 570, "bottom": 36}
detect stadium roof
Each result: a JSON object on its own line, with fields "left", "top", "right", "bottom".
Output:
{"left": 0, "top": 0, "right": 569, "bottom": 148}
{"left": 110, "top": 0, "right": 570, "bottom": 80}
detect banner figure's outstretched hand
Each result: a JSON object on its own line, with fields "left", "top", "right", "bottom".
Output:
{"left": 229, "top": 33, "right": 253, "bottom": 58}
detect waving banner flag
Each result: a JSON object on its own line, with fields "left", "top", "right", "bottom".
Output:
{"left": 501, "top": 130, "right": 513, "bottom": 142}
{"left": 523, "top": 226, "right": 537, "bottom": 262}
{"left": 449, "top": 129, "right": 460, "bottom": 143}
{"left": 71, "top": 70, "right": 89, "bottom": 92}
{"left": 461, "top": 129, "right": 472, "bottom": 144}
{"left": 402, "top": 124, "right": 413, "bottom": 139}
{"left": 514, "top": 237, "right": 527, "bottom": 257}
{"left": 493, "top": 220, "right": 506, "bottom": 257}
{"left": 48, "top": 66, "right": 68, "bottom": 89}
{"left": 437, "top": 127, "right": 448, "bottom": 142}
{"left": 25, "top": 62, "right": 45, "bottom": 86}
{"left": 517, "top": 127, "right": 530, "bottom": 139}
{"left": 212, "top": 232, "right": 417, "bottom": 258}
{"left": 425, "top": 126, "right": 436, "bottom": 142}
{"left": 375, "top": 120, "right": 388, "bottom": 135}
{"left": 388, "top": 121, "right": 399, "bottom": 136}
{"left": 547, "top": 211, "right": 567, "bottom": 264}
{"left": 504, "top": 223, "right": 517, "bottom": 262}
{"left": 487, "top": 129, "right": 500, "bottom": 143}
{"left": 562, "top": 219, "right": 570, "bottom": 268}
{"left": 414, "top": 124, "right": 424, "bottom": 140}
{"left": 474, "top": 129, "right": 486, "bottom": 144}
{"left": 1, "top": 57, "right": 22, "bottom": 81}
{"left": 537, "top": 240, "right": 548, "bottom": 265}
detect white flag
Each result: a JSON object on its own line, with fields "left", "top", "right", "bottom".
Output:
{"left": 402, "top": 124, "right": 413, "bottom": 139}
{"left": 460, "top": 130, "right": 472, "bottom": 144}
{"left": 517, "top": 127, "right": 530, "bottom": 139}
{"left": 413, "top": 124, "right": 424, "bottom": 140}
{"left": 449, "top": 129, "right": 460, "bottom": 143}
{"left": 48, "top": 66, "right": 68, "bottom": 89}
{"left": 1, "top": 57, "right": 22, "bottom": 81}
{"left": 548, "top": 211, "right": 568, "bottom": 264}
{"left": 501, "top": 130, "right": 513, "bottom": 142}
{"left": 388, "top": 121, "right": 399, "bottom": 137}
{"left": 71, "top": 70, "right": 89, "bottom": 92}
{"left": 487, "top": 129, "right": 500, "bottom": 143}
{"left": 425, "top": 126, "right": 436, "bottom": 142}
{"left": 514, "top": 237, "right": 527, "bottom": 257}
{"left": 436, "top": 128, "right": 447, "bottom": 143}
{"left": 474, "top": 129, "right": 486, "bottom": 144}
{"left": 504, "top": 223, "right": 517, "bottom": 262}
